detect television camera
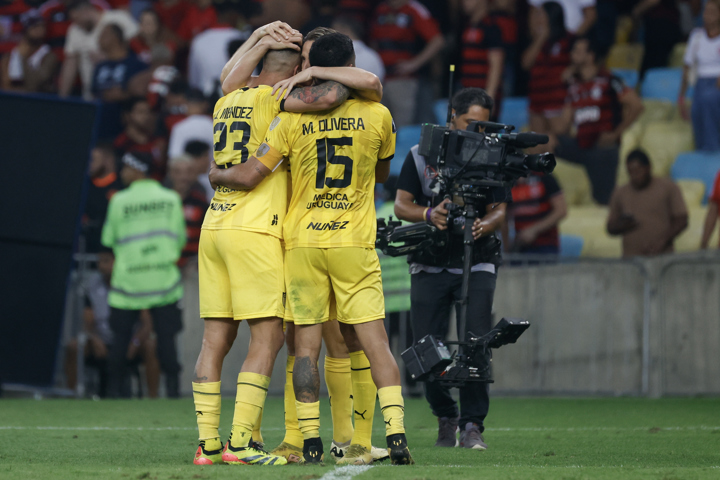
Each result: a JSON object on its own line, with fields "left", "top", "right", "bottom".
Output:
{"left": 376, "top": 106, "right": 556, "bottom": 387}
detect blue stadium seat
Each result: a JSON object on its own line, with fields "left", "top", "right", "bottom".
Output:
{"left": 560, "top": 234, "right": 584, "bottom": 258}
{"left": 498, "top": 97, "right": 529, "bottom": 130}
{"left": 434, "top": 98, "right": 450, "bottom": 124}
{"left": 671, "top": 152, "right": 720, "bottom": 203}
{"left": 391, "top": 125, "right": 423, "bottom": 176}
{"left": 640, "top": 68, "right": 682, "bottom": 101}
{"left": 612, "top": 68, "right": 639, "bottom": 89}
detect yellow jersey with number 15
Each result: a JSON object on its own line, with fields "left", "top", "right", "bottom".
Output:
{"left": 259, "top": 99, "right": 396, "bottom": 249}
{"left": 201, "top": 86, "right": 287, "bottom": 239}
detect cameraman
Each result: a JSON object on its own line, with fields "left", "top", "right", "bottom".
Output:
{"left": 393, "top": 88, "right": 506, "bottom": 450}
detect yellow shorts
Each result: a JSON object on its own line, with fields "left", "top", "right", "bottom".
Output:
{"left": 199, "top": 229, "right": 284, "bottom": 320}
{"left": 284, "top": 247, "right": 385, "bottom": 325}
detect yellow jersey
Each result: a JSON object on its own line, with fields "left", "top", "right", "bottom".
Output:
{"left": 260, "top": 99, "right": 396, "bottom": 249}
{"left": 202, "top": 86, "right": 287, "bottom": 238}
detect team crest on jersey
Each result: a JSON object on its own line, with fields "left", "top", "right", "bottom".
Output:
{"left": 269, "top": 116, "right": 281, "bottom": 131}
{"left": 257, "top": 143, "right": 270, "bottom": 157}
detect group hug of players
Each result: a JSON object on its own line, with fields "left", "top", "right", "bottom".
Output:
{"left": 190, "top": 21, "right": 412, "bottom": 466}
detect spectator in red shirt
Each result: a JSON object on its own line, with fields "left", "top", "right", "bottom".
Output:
{"left": 505, "top": 173, "right": 567, "bottom": 254}
{"left": 0, "top": 0, "right": 32, "bottom": 55}
{"left": 701, "top": 170, "right": 720, "bottom": 249}
{"left": 490, "top": 0, "right": 518, "bottom": 96}
{"left": 114, "top": 97, "right": 167, "bottom": 180}
{"left": 458, "top": 0, "right": 504, "bottom": 104}
{"left": 522, "top": 1, "right": 574, "bottom": 134}
{"left": 129, "top": 9, "right": 175, "bottom": 65}
{"left": 369, "top": 0, "right": 444, "bottom": 127}
{"left": 39, "top": 0, "right": 109, "bottom": 58}
{"left": 154, "top": 0, "right": 189, "bottom": 35}
{"left": 549, "top": 36, "right": 643, "bottom": 205}
{"left": 176, "top": 0, "right": 216, "bottom": 42}
{"left": 166, "top": 154, "right": 209, "bottom": 268}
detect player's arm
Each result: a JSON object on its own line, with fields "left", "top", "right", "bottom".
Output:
{"left": 222, "top": 30, "right": 302, "bottom": 95}
{"left": 273, "top": 66, "right": 383, "bottom": 103}
{"left": 281, "top": 80, "right": 351, "bottom": 113}
{"left": 375, "top": 109, "right": 396, "bottom": 183}
{"left": 209, "top": 157, "right": 272, "bottom": 190}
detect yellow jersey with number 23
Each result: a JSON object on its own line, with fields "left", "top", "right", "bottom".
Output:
{"left": 259, "top": 98, "right": 396, "bottom": 249}
{"left": 202, "top": 86, "right": 286, "bottom": 239}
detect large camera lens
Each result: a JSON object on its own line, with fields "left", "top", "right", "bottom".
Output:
{"left": 524, "top": 153, "right": 556, "bottom": 174}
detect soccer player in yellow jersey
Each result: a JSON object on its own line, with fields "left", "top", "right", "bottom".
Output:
{"left": 215, "top": 32, "right": 413, "bottom": 466}
{"left": 221, "top": 25, "right": 388, "bottom": 465}
{"left": 191, "top": 31, "right": 368, "bottom": 466}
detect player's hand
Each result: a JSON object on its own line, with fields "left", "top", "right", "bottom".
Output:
{"left": 256, "top": 21, "right": 299, "bottom": 43}
{"left": 258, "top": 32, "right": 303, "bottom": 51}
{"left": 430, "top": 198, "right": 451, "bottom": 230}
{"left": 678, "top": 95, "right": 690, "bottom": 121}
{"left": 209, "top": 162, "right": 221, "bottom": 190}
{"left": 272, "top": 67, "right": 314, "bottom": 100}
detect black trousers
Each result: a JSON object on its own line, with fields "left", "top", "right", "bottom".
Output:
{"left": 410, "top": 270, "right": 496, "bottom": 430}
{"left": 107, "top": 302, "right": 182, "bottom": 398}
{"left": 556, "top": 135, "right": 619, "bottom": 205}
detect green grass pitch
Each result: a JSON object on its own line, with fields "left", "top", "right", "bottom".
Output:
{"left": 1, "top": 396, "right": 718, "bottom": 479}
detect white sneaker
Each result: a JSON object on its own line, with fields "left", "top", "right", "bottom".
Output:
{"left": 371, "top": 445, "right": 390, "bottom": 462}
{"left": 330, "top": 440, "right": 350, "bottom": 461}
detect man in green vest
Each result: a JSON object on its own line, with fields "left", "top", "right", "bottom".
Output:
{"left": 102, "top": 151, "right": 187, "bottom": 398}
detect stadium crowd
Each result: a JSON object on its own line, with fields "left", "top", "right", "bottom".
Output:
{"left": 4, "top": 0, "right": 720, "bottom": 399}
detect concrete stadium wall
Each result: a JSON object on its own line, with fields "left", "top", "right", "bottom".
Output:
{"left": 176, "top": 253, "right": 720, "bottom": 397}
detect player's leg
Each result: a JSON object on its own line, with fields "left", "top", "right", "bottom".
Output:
{"left": 322, "top": 318, "right": 355, "bottom": 458}
{"left": 285, "top": 247, "right": 332, "bottom": 465}
{"left": 271, "top": 321, "right": 304, "bottom": 461}
{"left": 220, "top": 231, "right": 288, "bottom": 466}
{"left": 223, "top": 316, "right": 287, "bottom": 465}
{"left": 331, "top": 247, "right": 413, "bottom": 465}
{"left": 193, "top": 229, "right": 236, "bottom": 465}
{"left": 293, "top": 322, "right": 325, "bottom": 464}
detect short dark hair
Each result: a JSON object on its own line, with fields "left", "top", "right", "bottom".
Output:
{"left": 573, "top": 35, "right": 606, "bottom": 63}
{"left": 93, "top": 140, "right": 116, "bottom": 158}
{"left": 451, "top": 88, "right": 494, "bottom": 117}
{"left": 122, "top": 96, "right": 149, "bottom": 114}
{"left": 304, "top": 27, "right": 336, "bottom": 44}
{"left": 185, "top": 140, "right": 211, "bottom": 158}
{"left": 104, "top": 23, "right": 124, "bottom": 44}
{"left": 627, "top": 149, "right": 651, "bottom": 167}
{"left": 309, "top": 32, "right": 355, "bottom": 68}
{"left": 68, "top": 0, "right": 94, "bottom": 12}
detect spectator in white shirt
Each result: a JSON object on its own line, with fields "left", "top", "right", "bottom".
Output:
{"left": 168, "top": 88, "right": 214, "bottom": 159}
{"left": 59, "top": 0, "right": 138, "bottom": 99}
{"left": 187, "top": 2, "right": 249, "bottom": 95}
{"left": 680, "top": 0, "right": 720, "bottom": 151}
{"left": 332, "top": 15, "right": 385, "bottom": 83}
{"left": 528, "top": 0, "right": 597, "bottom": 35}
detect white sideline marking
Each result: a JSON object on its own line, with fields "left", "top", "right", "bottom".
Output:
{"left": 319, "top": 465, "right": 373, "bottom": 480}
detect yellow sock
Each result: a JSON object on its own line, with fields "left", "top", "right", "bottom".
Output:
{"left": 192, "top": 381, "right": 221, "bottom": 441}
{"left": 282, "top": 355, "right": 304, "bottom": 447}
{"left": 324, "top": 356, "right": 353, "bottom": 444}
{"left": 252, "top": 409, "right": 263, "bottom": 444}
{"left": 230, "top": 372, "right": 269, "bottom": 448}
{"left": 295, "top": 400, "right": 321, "bottom": 440}
{"left": 350, "top": 350, "right": 376, "bottom": 450}
{"left": 378, "top": 385, "right": 405, "bottom": 436}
